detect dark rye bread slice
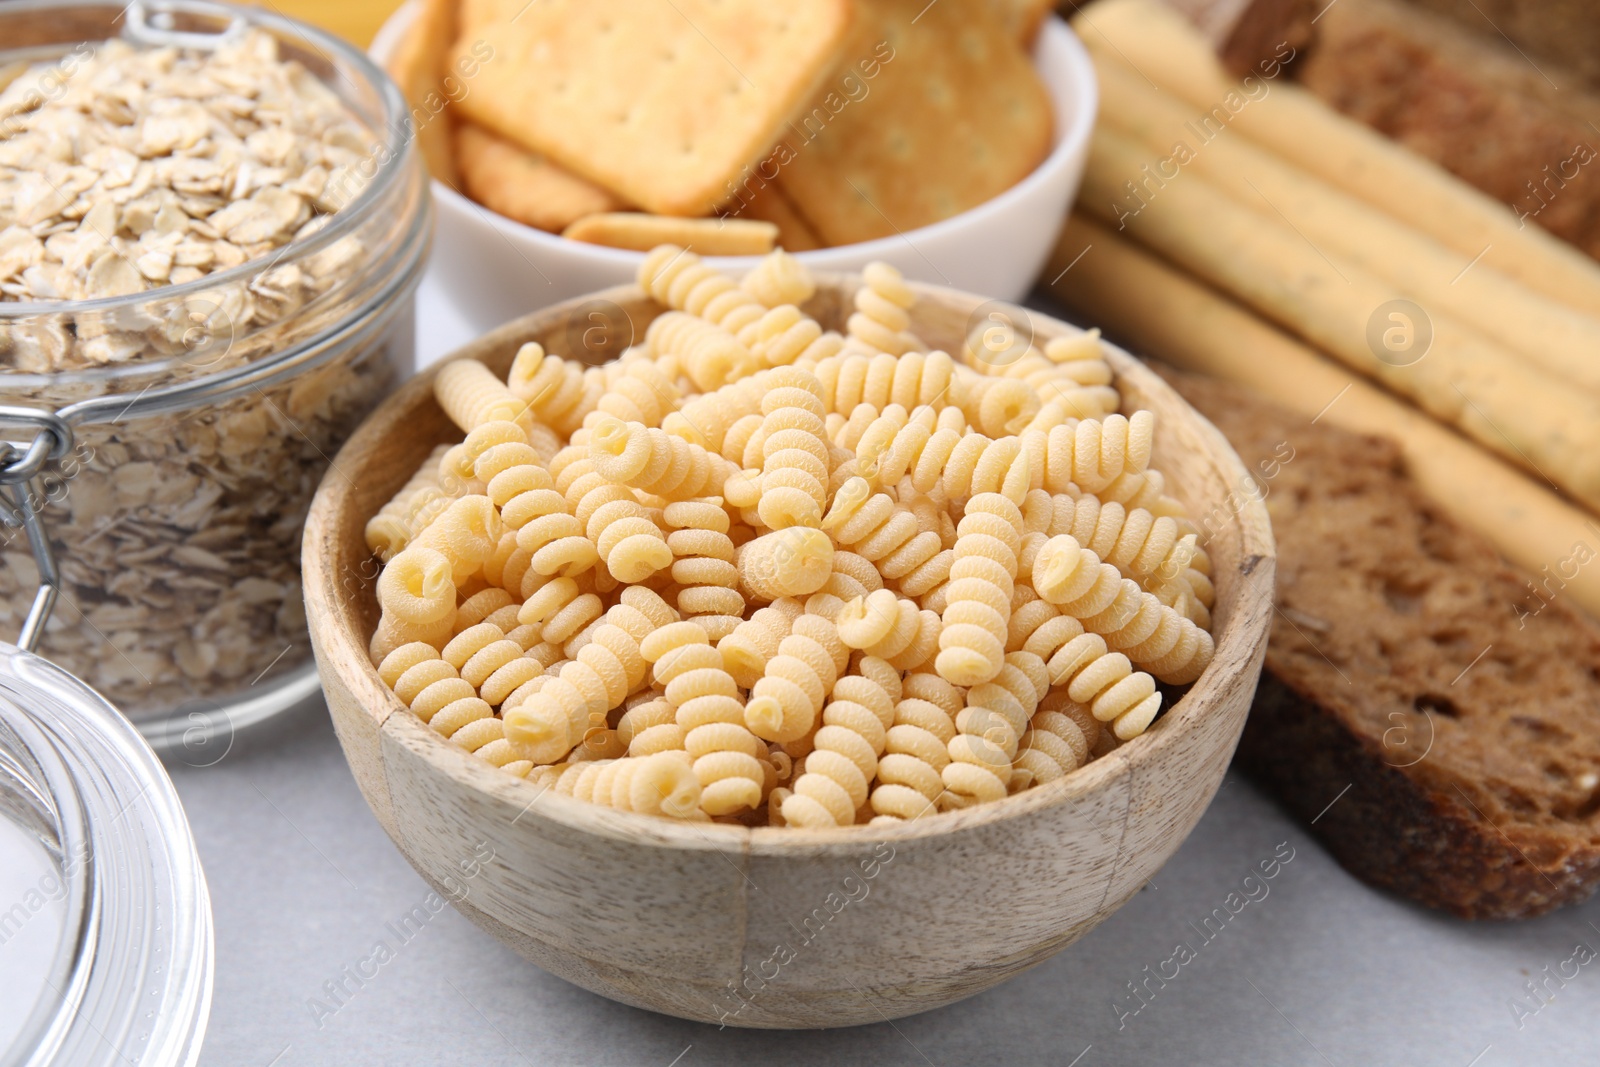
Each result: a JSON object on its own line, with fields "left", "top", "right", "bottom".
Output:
{"left": 1161, "top": 367, "right": 1600, "bottom": 919}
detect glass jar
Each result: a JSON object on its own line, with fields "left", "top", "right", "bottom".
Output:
{"left": 0, "top": 645, "right": 213, "bottom": 1067}
{"left": 0, "top": 0, "right": 430, "bottom": 740}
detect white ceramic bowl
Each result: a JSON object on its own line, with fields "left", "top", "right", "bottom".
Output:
{"left": 371, "top": 8, "right": 1098, "bottom": 331}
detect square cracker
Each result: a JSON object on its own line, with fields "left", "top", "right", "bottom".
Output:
{"left": 775, "top": 0, "right": 1054, "bottom": 247}
{"left": 456, "top": 123, "right": 626, "bottom": 233}
{"left": 385, "top": 0, "right": 459, "bottom": 185}
{"left": 451, "top": 0, "right": 853, "bottom": 217}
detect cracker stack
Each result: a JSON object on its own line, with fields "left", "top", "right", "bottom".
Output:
{"left": 386, "top": 0, "right": 1055, "bottom": 252}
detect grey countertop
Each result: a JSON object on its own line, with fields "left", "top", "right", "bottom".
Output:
{"left": 162, "top": 275, "right": 1600, "bottom": 1067}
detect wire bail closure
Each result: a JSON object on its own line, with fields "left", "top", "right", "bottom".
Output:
{"left": 0, "top": 407, "right": 74, "bottom": 653}
{"left": 123, "top": 0, "right": 251, "bottom": 51}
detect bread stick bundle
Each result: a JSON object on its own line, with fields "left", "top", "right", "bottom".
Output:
{"left": 1045, "top": 214, "right": 1600, "bottom": 619}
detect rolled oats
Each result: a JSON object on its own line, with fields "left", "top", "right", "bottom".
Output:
{"left": 0, "top": 29, "right": 424, "bottom": 719}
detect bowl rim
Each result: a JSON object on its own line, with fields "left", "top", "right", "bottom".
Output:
{"left": 373, "top": 9, "right": 1099, "bottom": 270}
{"left": 307, "top": 275, "right": 1274, "bottom": 855}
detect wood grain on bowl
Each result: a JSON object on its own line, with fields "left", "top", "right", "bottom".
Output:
{"left": 302, "top": 279, "right": 1274, "bottom": 1028}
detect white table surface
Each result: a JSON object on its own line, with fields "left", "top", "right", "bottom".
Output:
{"left": 162, "top": 272, "right": 1600, "bottom": 1067}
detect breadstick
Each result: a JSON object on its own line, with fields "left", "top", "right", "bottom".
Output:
{"left": 1047, "top": 214, "right": 1600, "bottom": 619}
{"left": 1082, "top": 126, "right": 1600, "bottom": 511}
{"left": 1070, "top": 0, "right": 1600, "bottom": 314}
{"left": 562, "top": 213, "right": 778, "bottom": 255}
{"left": 1092, "top": 58, "right": 1600, "bottom": 393}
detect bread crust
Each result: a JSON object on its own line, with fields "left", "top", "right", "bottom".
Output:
{"left": 1166, "top": 366, "right": 1600, "bottom": 920}
{"left": 1243, "top": 673, "right": 1600, "bottom": 919}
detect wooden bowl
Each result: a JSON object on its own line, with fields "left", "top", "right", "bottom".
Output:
{"left": 302, "top": 279, "right": 1275, "bottom": 1029}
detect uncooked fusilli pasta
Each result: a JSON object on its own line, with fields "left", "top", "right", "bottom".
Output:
{"left": 740, "top": 248, "right": 815, "bottom": 309}
{"left": 744, "top": 613, "right": 847, "bottom": 744}
{"left": 662, "top": 500, "right": 744, "bottom": 641}
{"left": 781, "top": 656, "right": 901, "bottom": 827}
{"left": 435, "top": 359, "right": 530, "bottom": 432}
{"left": 507, "top": 342, "right": 603, "bottom": 438}
{"left": 845, "top": 262, "right": 925, "bottom": 355}
{"left": 364, "top": 245, "right": 1217, "bottom": 825}
{"left": 642, "top": 622, "right": 765, "bottom": 815}
{"left": 812, "top": 349, "right": 958, "bottom": 415}
{"left": 936, "top": 494, "right": 1024, "bottom": 687}
{"left": 365, "top": 443, "right": 453, "bottom": 561}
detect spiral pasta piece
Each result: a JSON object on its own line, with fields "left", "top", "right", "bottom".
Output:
{"left": 1009, "top": 593, "right": 1163, "bottom": 741}
{"left": 821, "top": 477, "right": 947, "bottom": 593}
{"left": 507, "top": 342, "right": 604, "bottom": 438}
{"left": 745, "top": 613, "right": 848, "bottom": 743}
{"left": 503, "top": 587, "right": 675, "bottom": 764}
{"left": 835, "top": 589, "right": 943, "bottom": 671}
{"left": 866, "top": 672, "right": 962, "bottom": 821}
{"left": 409, "top": 495, "right": 502, "bottom": 582}
{"left": 660, "top": 370, "right": 768, "bottom": 452}
{"left": 379, "top": 643, "right": 532, "bottom": 778}
{"left": 936, "top": 493, "right": 1024, "bottom": 687}
{"left": 435, "top": 359, "right": 529, "bottom": 432}
{"left": 1024, "top": 412, "right": 1156, "bottom": 496}
{"left": 537, "top": 751, "right": 704, "bottom": 818}
{"left": 942, "top": 651, "right": 1049, "bottom": 808}
{"left": 466, "top": 422, "right": 600, "bottom": 583}
{"left": 781, "top": 657, "right": 901, "bottom": 827}
{"left": 738, "top": 528, "right": 835, "bottom": 602}
{"left": 640, "top": 622, "right": 765, "bottom": 815}
{"left": 845, "top": 262, "right": 925, "bottom": 355}
{"left": 811, "top": 349, "right": 959, "bottom": 416}
{"left": 365, "top": 444, "right": 453, "bottom": 561}
{"left": 646, "top": 310, "right": 755, "bottom": 392}
{"left": 743, "top": 304, "right": 845, "bottom": 370}
{"left": 662, "top": 500, "right": 744, "bottom": 641}
{"left": 377, "top": 545, "right": 457, "bottom": 626}
{"left": 957, "top": 372, "right": 1042, "bottom": 438}
{"left": 718, "top": 597, "right": 803, "bottom": 688}
{"left": 752, "top": 367, "right": 832, "bottom": 529}
{"left": 741, "top": 248, "right": 815, "bottom": 308}
{"left": 1042, "top": 491, "right": 1199, "bottom": 594}
{"left": 551, "top": 444, "right": 674, "bottom": 583}
{"left": 639, "top": 244, "right": 766, "bottom": 337}
{"left": 911, "top": 430, "right": 1035, "bottom": 505}
{"left": 1012, "top": 691, "right": 1103, "bottom": 791}
{"left": 594, "top": 357, "right": 682, "bottom": 428}
{"left": 441, "top": 622, "right": 547, "bottom": 708}
{"left": 589, "top": 415, "right": 737, "bottom": 501}
{"left": 1030, "top": 534, "right": 1214, "bottom": 684}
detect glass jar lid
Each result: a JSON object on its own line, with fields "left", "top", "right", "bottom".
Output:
{"left": 0, "top": 645, "right": 213, "bottom": 1067}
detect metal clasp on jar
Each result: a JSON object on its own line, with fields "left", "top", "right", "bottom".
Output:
{"left": 0, "top": 406, "right": 74, "bottom": 652}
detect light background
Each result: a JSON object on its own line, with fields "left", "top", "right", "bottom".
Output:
{"left": 159, "top": 4, "right": 1600, "bottom": 1064}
